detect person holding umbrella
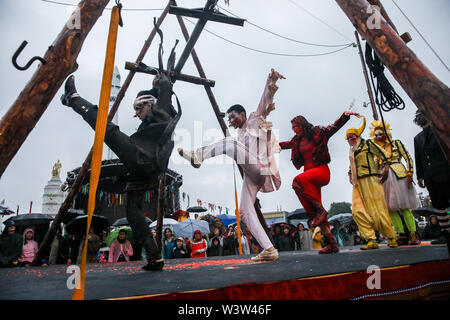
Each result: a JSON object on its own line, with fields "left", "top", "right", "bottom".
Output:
{"left": 278, "top": 226, "right": 295, "bottom": 252}
{"left": 0, "top": 221, "right": 22, "bottom": 267}
{"left": 77, "top": 226, "right": 101, "bottom": 264}
{"left": 108, "top": 229, "right": 133, "bottom": 263}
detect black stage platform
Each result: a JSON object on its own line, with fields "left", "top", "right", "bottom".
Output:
{"left": 1, "top": 244, "right": 449, "bottom": 300}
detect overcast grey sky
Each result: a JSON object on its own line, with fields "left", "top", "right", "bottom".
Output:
{"left": 0, "top": 0, "right": 449, "bottom": 218}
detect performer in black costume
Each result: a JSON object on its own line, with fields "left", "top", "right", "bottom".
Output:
{"left": 60, "top": 70, "right": 180, "bottom": 271}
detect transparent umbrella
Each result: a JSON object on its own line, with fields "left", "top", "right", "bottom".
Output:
{"left": 172, "top": 219, "right": 210, "bottom": 239}
{"left": 149, "top": 218, "right": 178, "bottom": 229}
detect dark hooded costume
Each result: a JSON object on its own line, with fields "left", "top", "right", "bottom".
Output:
{"left": 61, "top": 71, "right": 180, "bottom": 270}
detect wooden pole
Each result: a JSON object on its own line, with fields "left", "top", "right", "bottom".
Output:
{"left": 335, "top": 0, "right": 450, "bottom": 160}
{"left": 0, "top": 0, "right": 110, "bottom": 179}
{"left": 33, "top": 1, "right": 173, "bottom": 265}
{"left": 175, "top": 10, "right": 275, "bottom": 246}
{"left": 73, "top": 5, "right": 120, "bottom": 300}
{"left": 156, "top": 175, "right": 166, "bottom": 252}
{"left": 174, "top": 7, "right": 229, "bottom": 136}
{"left": 354, "top": 31, "right": 378, "bottom": 120}
{"left": 233, "top": 164, "right": 243, "bottom": 255}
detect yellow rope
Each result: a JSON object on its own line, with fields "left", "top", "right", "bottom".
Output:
{"left": 72, "top": 5, "right": 120, "bottom": 300}
{"left": 233, "top": 162, "right": 243, "bottom": 255}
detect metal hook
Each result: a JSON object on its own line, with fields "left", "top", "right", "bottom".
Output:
{"left": 12, "top": 41, "right": 46, "bottom": 71}
{"left": 115, "top": 0, "right": 123, "bottom": 27}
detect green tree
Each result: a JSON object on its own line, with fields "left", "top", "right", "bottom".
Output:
{"left": 328, "top": 202, "right": 352, "bottom": 217}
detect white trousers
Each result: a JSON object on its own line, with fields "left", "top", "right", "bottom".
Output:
{"left": 197, "top": 137, "right": 274, "bottom": 250}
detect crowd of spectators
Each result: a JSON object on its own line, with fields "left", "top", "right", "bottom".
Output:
{"left": 1, "top": 212, "right": 446, "bottom": 267}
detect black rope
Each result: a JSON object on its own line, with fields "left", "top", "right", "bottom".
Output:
{"left": 364, "top": 43, "right": 403, "bottom": 147}
{"left": 365, "top": 43, "right": 405, "bottom": 112}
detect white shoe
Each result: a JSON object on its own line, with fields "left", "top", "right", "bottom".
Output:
{"left": 177, "top": 148, "right": 202, "bottom": 168}
{"left": 250, "top": 249, "right": 279, "bottom": 261}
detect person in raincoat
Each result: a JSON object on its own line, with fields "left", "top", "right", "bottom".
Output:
{"left": 173, "top": 237, "right": 190, "bottom": 258}
{"left": 331, "top": 220, "right": 348, "bottom": 248}
{"left": 223, "top": 228, "right": 237, "bottom": 256}
{"left": 234, "top": 226, "right": 250, "bottom": 255}
{"left": 278, "top": 226, "right": 295, "bottom": 251}
{"left": 207, "top": 237, "right": 223, "bottom": 257}
{"left": 0, "top": 221, "right": 23, "bottom": 267}
{"left": 422, "top": 215, "right": 443, "bottom": 243}
{"left": 163, "top": 228, "right": 175, "bottom": 259}
{"left": 108, "top": 229, "right": 133, "bottom": 263}
{"left": 77, "top": 226, "right": 102, "bottom": 264}
{"left": 18, "top": 228, "right": 38, "bottom": 266}
{"left": 191, "top": 230, "right": 208, "bottom": 258}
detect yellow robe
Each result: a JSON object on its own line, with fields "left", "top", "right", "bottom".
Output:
{"left": 312, "top": 227, "right": 323, "bottom": 249}
{"left": 350, "top": 139, "right": 395, "bottom": 241}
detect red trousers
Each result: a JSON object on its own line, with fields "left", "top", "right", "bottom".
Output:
{"left": 292, "top": 164, "right": 331, "bottom": 229}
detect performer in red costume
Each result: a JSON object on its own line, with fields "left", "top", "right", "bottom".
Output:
{"left": 279, "top": 110, "right": 359, "bottom": 253}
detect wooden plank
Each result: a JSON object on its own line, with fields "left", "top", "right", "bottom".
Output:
{"left": 125, "top": 62, "right": 215, "bottom": 87}
{"left": 169, "top": 6, "right": 245, "bottom": 26}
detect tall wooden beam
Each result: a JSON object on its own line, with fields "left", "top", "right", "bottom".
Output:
{"left": 335, "top": 0, "right": 450, "bottom": 160}
{"left": 0, "top": 0, "right": 110, "bottom": 179}
{"left": 33, "top": 1, "right": 174, "bottom": 265}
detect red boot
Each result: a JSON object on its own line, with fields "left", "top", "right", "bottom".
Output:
{"left": 319, "top": 233, "right": 339, "bottom": 254}
{"left": 311, "top": 202, "right": 329, "bottom": 227}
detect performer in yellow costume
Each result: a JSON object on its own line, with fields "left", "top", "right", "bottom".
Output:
{"left": 346, "top": 116, "right": 398, "bottom": 250}
{"left": 370, "top": 121, "right": 420, "bottom": 245}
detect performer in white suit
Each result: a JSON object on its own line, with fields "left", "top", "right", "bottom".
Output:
{"left": 178, "top": 69, "right": 284, "bottom": 261}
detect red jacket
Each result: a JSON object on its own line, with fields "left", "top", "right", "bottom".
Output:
{"left": 191, "top": 230, "right": 207, "bottom": 258}
{"left": 280, "top": 113, "right": 350, "bottom": 170}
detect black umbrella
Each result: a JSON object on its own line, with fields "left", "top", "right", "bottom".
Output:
{"left": 412, "top": 206, "right": 440, "bottom": 219}
{"left": 65, "top": 214, "right": 109, "bottom": 237}
{"left": 270, "top": 222, "right": 296, "bottom": 235}
{"left": 0, "top": 204, "right": 14, "bottom": 215}
{"left": 4, "top": 213, "right": 54, "bottom": 227}
{"left": 61, "top": 209, "right": 85, "bottom": 225}
{"left": 112, "top": 216, "right": 152, "bottom": 227}
{"left": 328, "top": 213, "right": 354, "bottom": 226}
{"left": 200, "top": 214, "right": 224, "bottom": 233}
{"left": 187, "top": 206, "right": 207, "bottom": 213}
{"left": 286, "top": 208, "right": 309, "bottom": 220}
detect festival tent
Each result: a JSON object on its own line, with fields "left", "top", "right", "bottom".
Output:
{"left": 217, "top": 214, "right": 237, "bottom": 226}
